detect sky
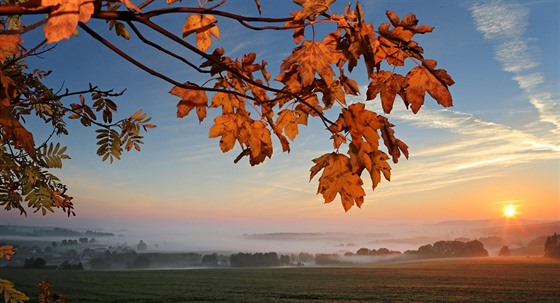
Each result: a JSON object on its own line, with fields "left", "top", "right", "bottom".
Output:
{"left": 1, "top": 0, "right": 559, "bottom": 237}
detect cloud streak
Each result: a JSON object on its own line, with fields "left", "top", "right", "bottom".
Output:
{"left": 359, "top": 90, "right": 559, "bottom": 199}
{"left": 470, "top": 0, "right": 559, "bottom": 134}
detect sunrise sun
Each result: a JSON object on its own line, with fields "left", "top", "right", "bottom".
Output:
{"left": 503, "top": 205, "right": 517, "bottom": 218}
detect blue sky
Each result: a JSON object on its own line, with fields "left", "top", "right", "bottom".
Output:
{"left": 2, "top": 0, "right": 558, "bottom": 235}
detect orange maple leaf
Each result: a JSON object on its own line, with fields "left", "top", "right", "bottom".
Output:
{"left": 0, "top": 245, "right": 15, "bottom": 261}
{"left": 169, "top": 85, "right": 208, "bottom": 122}
{"left": 404, "top": 60, "right": 454, "bottom": 113}
{"left": 285, "top": 11, "right": 305, "bottom": 44}
{"left": 293, "top": 0, "right": 335, "bottom": 21}
{"left": 366, "top": 71, "right": 406, "bottom": 113}
{"left": 183, "top": 14, "right": 220, "bottom": 52}
{"left": 378, "top": 116, "right": 408, "bottom": 163}
{"left": 211, "top": 92, "right": 241, "bottom": 114}
{"left": 0, "top": 25, "right": 21, "bottom": 63}
{"left": 310, "top": 153, "right": 366, "bottom": 212}
{"left": 26, "top": 0, "right": 96, "bottom": 43}
{"left": 278, "top": 40, "right": 336, "bottom": 88}
{"left": 242, "top": 120, "right": 273, "bottom": 166}
{"left": 0, "top": 107, "right": 36, "bottom": 156}
{"left": 340, "top": 103, "right": 381, "bottom": 149}
{"left": 209, "top": 113, "right": 241, "bottom": 153}
{"left": 275, "top": 109, "right": 307, "bottom": 141}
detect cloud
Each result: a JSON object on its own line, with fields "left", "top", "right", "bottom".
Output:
{"left": 359, "top": 93, "right": 559, "bottom": 198}
{"left": 470, "top": 1, "right": 529, "bottom": 39}
{"left": 470, "top": 1, "right": 558, "bottom": 134}
{"left": 494, "top": 40, "right": 539, "bottom": 73}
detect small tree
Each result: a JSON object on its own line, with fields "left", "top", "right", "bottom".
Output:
{"left": 544, "top": 233, "right": 560, "bottom": 259}
{"left": 136, "top": 240, "right": 147, "bottom": 251}
{"left": 498, "top": 245, "right": 511, "bottom": 257}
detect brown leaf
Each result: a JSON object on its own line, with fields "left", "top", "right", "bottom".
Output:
{"left": 183, "top": 14, "right": 220, "bottom": 52}
{"left": 169, "top": 85, "right": 208, "bottom": 122}
{"left": 254, "top": 0, "right": 262, "bottom": 15}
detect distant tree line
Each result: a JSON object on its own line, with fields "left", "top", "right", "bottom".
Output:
{"left": 59, "top": 237, "right": 96, "bottom": 246}
{"left": 404, "top": 240, "right": 488, "bottom": 258}
{"left": 350, "top": 247, "right": 402, "bottom": 256}
{"left": 85, "top": 230, "right": 115, "bottom": 237}
{"left": 229, "top": 252, "right": 292, "bottom": 267}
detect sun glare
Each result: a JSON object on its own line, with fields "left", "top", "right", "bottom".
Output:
{"left": 503, "top": 205, "right": 517, "bottom": 218}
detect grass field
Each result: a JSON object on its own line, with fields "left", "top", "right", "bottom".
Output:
{"left": 2, "top": 257, "right": 559, "bottom": 302}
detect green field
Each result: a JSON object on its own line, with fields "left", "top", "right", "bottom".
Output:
{"left": 2, "top": 257, "right": 559, "bottom": 302}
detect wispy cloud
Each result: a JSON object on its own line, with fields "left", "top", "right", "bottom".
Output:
{"left": 358, "top": 90, "right": 559, "bottom": 199}
{"left": 470, "top": 0, "right": 559, "bottom": 134}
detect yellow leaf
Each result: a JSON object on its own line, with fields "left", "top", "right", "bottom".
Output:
{"left": 182, "top": 14, "right": 220, "bottom": 52}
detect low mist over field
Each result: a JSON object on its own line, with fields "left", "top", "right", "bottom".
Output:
{"left": 2, "top": 218, "right": 557, "bottom": 256}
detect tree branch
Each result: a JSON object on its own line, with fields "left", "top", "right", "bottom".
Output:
{"left": 125, "top": 20, "right": 209, "bottom": 74}
{"left": 78, "top": 22, "right": 259, "bottom": 102}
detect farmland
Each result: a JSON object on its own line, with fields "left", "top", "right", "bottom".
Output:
{"left": 2, "top": 257, "right": 559, "bottom": 302}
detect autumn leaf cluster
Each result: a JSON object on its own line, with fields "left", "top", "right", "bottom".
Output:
{"left": 0, "top": 0, "right": 454, "bottom": 217}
